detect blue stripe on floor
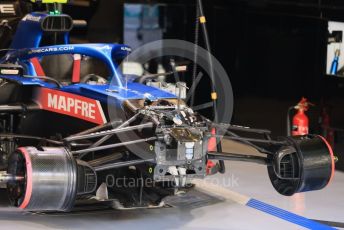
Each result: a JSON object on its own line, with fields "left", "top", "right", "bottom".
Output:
{"left": 247, "top": 199, "right": 336, "bottom": 230}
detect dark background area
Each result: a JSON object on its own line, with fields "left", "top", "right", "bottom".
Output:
{"left": 64, "top": 0, "right": 337, "bottom": 98}
{"left": 54, "top": 0, "right": 344, "bottom": 169}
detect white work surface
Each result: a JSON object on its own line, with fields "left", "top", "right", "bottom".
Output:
{"left": 0, "top": 140, "right": 343, "bottom": 230}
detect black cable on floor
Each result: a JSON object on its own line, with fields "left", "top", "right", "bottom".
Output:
{"left": 312, "top": 219, "right": 344, "bottom": 228}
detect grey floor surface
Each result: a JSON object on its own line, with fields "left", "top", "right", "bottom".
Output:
{"left": 0, "top": 140, "right": 342, "bottom": 229}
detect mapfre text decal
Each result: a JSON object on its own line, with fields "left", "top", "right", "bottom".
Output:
{"left": 36, "top": 88, "right": 107, "bottom": 125}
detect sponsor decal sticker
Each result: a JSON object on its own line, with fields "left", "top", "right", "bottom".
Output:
{"left": 0, "top": 4, "right": 15, "bottom": 15}
{"left": 121, "top": 46, "right": 132, "bottom": 52}
{"left": 36, "top": 88, "right": 107, "bottom": 125}
{"left": 0, "top": 69, "right": 19, "bottom": 75}
{"left": 28, "top": 46, "right": 74, "bottom": 54}
{"left": 22, "top": 14, "right": 41, "bottom": 22}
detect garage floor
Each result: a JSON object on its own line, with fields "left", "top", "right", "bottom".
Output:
{"left": 0, "top": 140, "right": 343, "bottom": 230}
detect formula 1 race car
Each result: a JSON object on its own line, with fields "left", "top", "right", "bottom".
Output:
{"left": 0, "top": 44, "right": 336, "bottom": 212}
{"left": 0, "top": 1, "right": 337, "bottom": 212}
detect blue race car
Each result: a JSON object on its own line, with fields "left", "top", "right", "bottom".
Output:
{"left": 0, "top": 1, "right": 336, "bottom": 212}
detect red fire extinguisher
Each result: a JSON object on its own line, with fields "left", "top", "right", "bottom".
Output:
{"left": 292, "top": 98, "right": 311, "bottom": 136}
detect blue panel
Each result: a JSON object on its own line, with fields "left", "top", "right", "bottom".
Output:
{"left": 10, "top": 13, "right": 47, "bottom": 49}
{"left": 247, "top": 199, "right": 336, "bottom": 230}
{"left": 0, "top": 75, "right": 57, "bottom": 88}
{"left": 0, "top": 76, "right": 175, "bottom": 104}
{"left": 2, "top": 44, "right": 132, "bottom": 88}
{"left": 62, "top": 82, "right": 176, "bottom": 103}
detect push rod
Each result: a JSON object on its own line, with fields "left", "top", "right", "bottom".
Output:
{"left": 72, "top": 137, "right": 157, "bottom": 155}
{"left": 71, "top": 119, "right": 123, "bottom": 136}
{"left": 213, "top": 123, "right": 271, "bottom": 135}
{"left": 89, "top": 113, "right": 141, "bottom": 148}
{"left": 94, "top": 158, "right": 155, "bottom": 172}
{"left": 211, "top": 134, "right": 287, "bottom": 146}
{"left": 0, "top": 104, "right": 39, "bottom": 113}
{"left": 64, "top": 122, "right": 153, "bottom": 142}
{"left": 0, "top": 133, "right": 63, "bottom": 145}
{"left": 208, "top": 152, "right": 269, "bottom": 165}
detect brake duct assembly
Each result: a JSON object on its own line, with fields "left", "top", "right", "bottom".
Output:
{"left": 5, "top": 147, "right": 96, "bottom": 211}
{"left": 267, "top": 135, "right": 335, "bottom": 196}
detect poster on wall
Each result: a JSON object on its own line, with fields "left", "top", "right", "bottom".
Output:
{"left": 327, "top": 21, "right": 344, "bottom": 76}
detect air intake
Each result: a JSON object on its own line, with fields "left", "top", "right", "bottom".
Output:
{"left": 41, "top": 15, "right": 73, "bottom": 32}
